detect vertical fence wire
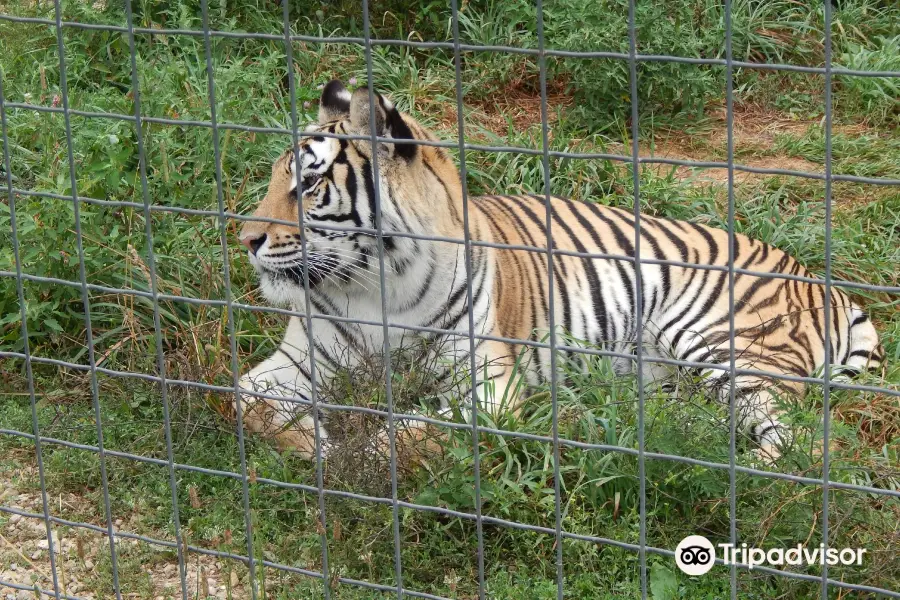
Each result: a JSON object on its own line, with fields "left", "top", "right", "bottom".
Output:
{"left": 626, "top": 0, "right": 648, "bottom": 597}
{"left": 533, "top": 1, "right": 566, "bottom": 597}
{"left": 821, "top": 0, "right": 835, "bottom": 597}
{"left": 50, "top": 0, "right": 123, "bottom": 595}
{"left": 0, "top": 66, "right": 62, "bottom": 600}
{"left": 360, "top": 0, "right": 405, "bottom": 596}
{"left": 280, "top": 3, "right": 333, "bottom": 596}
{"left": 281, "top": 6, "right": 334, "bottom": 600}
{"left": 448, "top": 1, "right": 487, "bottom": 598}
{"left": 198, "top": 0, "right": 259, "bottom": 596}
{"left": 122, "top": 2, "right": 190, "bottom": 596}
{"left": 724, "top": 0, "right": 739, "bottom": 597}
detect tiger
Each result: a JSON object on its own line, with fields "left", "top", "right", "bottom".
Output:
{"left": 236, "top": 79, "right": 884, "bottom": 462}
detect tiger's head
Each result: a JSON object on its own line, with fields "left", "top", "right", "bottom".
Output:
{"left": 239, "top": 80, "right": 462, "bottom": 306}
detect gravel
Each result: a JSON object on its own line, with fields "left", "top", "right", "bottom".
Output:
{"left": 1, "top": 466, "right": 248, "bottom": 599}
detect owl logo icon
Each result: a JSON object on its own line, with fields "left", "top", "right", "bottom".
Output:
{"left": 675, "top": 535, "right": 716, "bottom": 576}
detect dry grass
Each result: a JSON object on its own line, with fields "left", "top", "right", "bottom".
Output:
{"left": 435, "top": 87, "right": 573, "bottom": 141}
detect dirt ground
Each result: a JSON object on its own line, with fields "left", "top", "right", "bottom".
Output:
{"left": 0, "top": 462, "right": 246, "bottom": 600}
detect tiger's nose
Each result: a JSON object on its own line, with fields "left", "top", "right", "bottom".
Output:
{"left": 240, "top": 232, "right": 267, "bottom": 255}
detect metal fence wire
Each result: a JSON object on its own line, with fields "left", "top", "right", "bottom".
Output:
{"left": 1, "top": 0, "right": 899, "bottom": 598}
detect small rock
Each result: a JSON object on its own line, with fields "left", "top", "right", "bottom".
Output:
{"left": 9, "top": 514, "right": 22, "bottom": 524}
{"left": 36, "top": 533, "right": 60, "bottom": 552}
{"left": 114, "top": 518, "right": 123, "bottom": 527}
{"left": 9, "top": 563, "right": 17, "bottom": 571}
{"left": 84, "top": 558, "right": 95, "bottom": 570}
{"left": 16, "top": 590, "right": 30, "bottom": 600}
{"left": 31, "top": 550, "right": 41, "bottom": 560}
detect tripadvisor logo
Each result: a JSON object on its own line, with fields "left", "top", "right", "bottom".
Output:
{"left": 674, "top": 535, "right": 867, "bottom": 575}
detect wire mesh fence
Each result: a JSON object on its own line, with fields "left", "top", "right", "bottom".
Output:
{"left": 1, "top": 0, "right": 899, "bottom": 598}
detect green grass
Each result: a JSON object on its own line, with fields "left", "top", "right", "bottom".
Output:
{"left": 1, "top": 0, "right": 899, "bottom": 598}
{"left": 1, "top": 352, "right": 898, "bottom": 598}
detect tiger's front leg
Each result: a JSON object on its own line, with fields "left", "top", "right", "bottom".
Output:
{"left": 237, "top": 317, "right": 330, "bottom": 459}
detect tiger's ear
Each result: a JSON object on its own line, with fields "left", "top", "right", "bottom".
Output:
{"left": 318, "top": 80, "right": 351, "bottom": 124}
{"left": 348, "top": 87, "right": 416, "bottom": 161}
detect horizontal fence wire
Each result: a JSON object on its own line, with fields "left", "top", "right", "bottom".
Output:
{"left": 3, "top": 338, "right": 899, "bottom": 398}
{"left": 0, "top": 425, "right": 898, "bottom": 500}
{"left": 3, "top": 501, "right": 900, "bottom": 600}
{"left": 4, "top": 232, "right": 900, "bottom": 295}
{"left": 1, "top": 12, "right": 900, "bottom": 78}
{"left": 4, "top": 103, "right": 900, "bottom": 187}
{"left": 1, "top": 0, "right": 899, "bottom": 598}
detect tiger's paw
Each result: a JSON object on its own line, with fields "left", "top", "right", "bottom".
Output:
{"left": 372, "top": 418, "right": 445, "bottom": 472}
{"left": 752, "top": 422, "right": 790, "bottom": 465}
{"left": 236, "top": 376, "right": 327, "bottom": 461}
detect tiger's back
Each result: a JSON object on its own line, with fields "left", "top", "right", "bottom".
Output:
{"left": 472, "top": 193, "right": 884, "bottom": 392}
